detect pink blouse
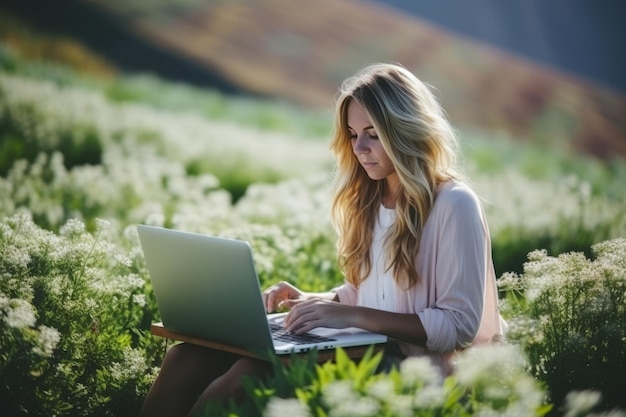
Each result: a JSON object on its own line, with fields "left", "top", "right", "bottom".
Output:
{"left": 334, "top": 181, "right": 505, "bottom": 373}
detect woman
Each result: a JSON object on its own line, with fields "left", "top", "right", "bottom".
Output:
{"left": 139, "top": 63, "right": 504, "bottom": 417}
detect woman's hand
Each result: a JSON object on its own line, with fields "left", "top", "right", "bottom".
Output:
{"left": 262, "top": 281, "right": 305, "bottom": 313}
{"left": 285, "top": 300, "right": 428, "bottom": 346}
{"left": 283, "top": 298, "right": 354, "bottom": 334}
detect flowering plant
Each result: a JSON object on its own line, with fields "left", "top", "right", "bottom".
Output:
{"left": 203, "top": 345, "right": 552, "bottom": 417}
{"left": 0, "top": 214, "right": 161, "bottom": 416}
{"left": 499, "top": 238, "right": 626, "bottom": 412}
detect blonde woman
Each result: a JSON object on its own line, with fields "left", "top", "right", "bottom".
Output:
{"left": 140, "top": 63, "right": 504, "bottom": 417}
{"left": 266, "top": 62, "right": 503, "bottom": 372}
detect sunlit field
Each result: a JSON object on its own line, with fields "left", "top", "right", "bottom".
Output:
{"left": 1, "top": 52, "right": 625, "bottom": 416}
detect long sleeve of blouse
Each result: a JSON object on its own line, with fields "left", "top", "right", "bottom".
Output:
{"left": 334, "top": 181, "right": 504, "bottom": 370}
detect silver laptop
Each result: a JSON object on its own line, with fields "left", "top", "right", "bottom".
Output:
{"left": 137, "top": 224, "right": 387, "bottom": 359}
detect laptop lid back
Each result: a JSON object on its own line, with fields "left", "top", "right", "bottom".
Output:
{"left": 137, "top": 225, "right": 275, "bottom": 356}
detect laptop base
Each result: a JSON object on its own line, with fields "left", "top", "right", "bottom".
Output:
{"left": 150, "top": 322, "right": 385, "bottom": 364}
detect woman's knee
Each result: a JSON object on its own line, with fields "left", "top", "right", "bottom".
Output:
{"left": 161, "top": 343, "right": 204, "bottom": 370}
{"left": 161, "top": 343, "right": 236, "bottom": 377}
{"left": 230, "top": 357, "right": 271, "bottom": 377}
{"left": 219, "top": 358, "right": 272, "bottom": 400}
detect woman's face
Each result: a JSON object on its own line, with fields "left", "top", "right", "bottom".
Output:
{"left": 347, "top": 100, "right": 398, "bottom": 185}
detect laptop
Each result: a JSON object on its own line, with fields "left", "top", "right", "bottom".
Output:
{"left": 137, "top": 224, "right": 387, "bottom": 359}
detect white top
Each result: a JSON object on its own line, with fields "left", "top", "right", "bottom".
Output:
{"left": 335, "top": 181, "right": 505, "bottom": 374}
{"left": 356, "top": 205, "right": 397, "bottom": 311}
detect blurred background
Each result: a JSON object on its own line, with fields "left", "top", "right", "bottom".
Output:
{"left": 2, "top": 0, "right": 625, "bottom": 161}
{"left": 2, "top": 4, "right": 626, "bottom": 414}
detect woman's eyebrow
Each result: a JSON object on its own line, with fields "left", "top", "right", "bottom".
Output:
{"left": 347, "top": 125, "right": 375, "bottom": 130}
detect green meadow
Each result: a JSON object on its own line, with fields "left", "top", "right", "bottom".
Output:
{"left": 1, "top": 48, "right": 625, "bottom": 416}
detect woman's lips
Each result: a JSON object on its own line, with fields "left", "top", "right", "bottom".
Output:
{"left": 361, "top": 161, "right": 377, "bottom": 169}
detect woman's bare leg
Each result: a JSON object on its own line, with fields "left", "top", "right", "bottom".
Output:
{"left": 188, "top": 357, "right": 272, "bottom": 416}
{"left": 139, "top": 343, "right": 239, "bottom": 417}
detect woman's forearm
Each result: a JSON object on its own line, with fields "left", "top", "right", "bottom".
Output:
{"left": 350, "top": 305, "right": 427, "bottom": 346}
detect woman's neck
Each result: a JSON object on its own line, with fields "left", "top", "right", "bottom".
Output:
{"left": 382, "top": 195, "right": 396, "bottom": 209}
{"left": 383, "top": 174, "right": 401, "bottom": 208}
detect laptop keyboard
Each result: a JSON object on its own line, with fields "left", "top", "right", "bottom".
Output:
{"left": 270, "top": 323, "right": 335, "bottom": 345}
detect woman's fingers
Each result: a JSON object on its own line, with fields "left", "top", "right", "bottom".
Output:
{"left": 263, "top": 284, "right": 282, "bottom": 312}
{"left": 285, "top": 306, "right": 317, "bottom": 334}
{"left": 284, "top": 299, "right": 330, "bottom": 333}
{"left": 284, "top": 299, "right": 352, "bottom": 333}
{"left": 263, "top": 281, "right": 301, "bottom": 312}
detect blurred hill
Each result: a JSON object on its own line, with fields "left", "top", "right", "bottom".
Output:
{"left": 378, "top": 0, "right": 626, "bottom": 96}
{"left": 2, "top": 0, "right": 625, "bottom": 160}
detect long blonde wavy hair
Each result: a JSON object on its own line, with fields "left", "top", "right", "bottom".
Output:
{"left": 330, "top": 63, "right": 461, "bottom": 289}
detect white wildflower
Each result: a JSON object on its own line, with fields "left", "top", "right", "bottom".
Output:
{"left": 32, "top": 325, "right": 60, "bottom": 357}
{"left": 483, "top": 384, "right": 512, "bottom": 402}
{"left": 328, "top": 397, "right": 381, "bottom": 417}
{"left": 60, "top": 218, "right": 86, "bottom": 237}
{"left": 114, "top": 252, "right": 132, "bottom": 267}
{"left": 322, "top": 380, "right": 359, "bottom": 408}
{"left": 399, "top": 356, "right": 441, "bottom": 386}
{"left": 264, "top": 397, "right": 310, "bottom": 417}
{"left": 366, "top": 379, "right": 394, "bottom": 401}
{"left": 593, "top": 238, "right": 626, "bottom": 269}
{"left": 95, "top": 218, "right": 111, "bottom": 231}
{"left": 591, "top": 411, "right": 626, "bottom": 417}
{"left": 511, "top": 377, "right": 545, "bottom": 415}
{"left": 109, "top": 347, "right": 148, "bottom": 383}
{"left": 562, "top": 390, "right": 602, "bottom": 417}
{"left": 125, "top": 274, "right": 145, "bottom": 289}
{"left": 388, "top": 394, "right": 414, "bottom": 417}
{"left": 4, "top": 298, "right": 36, "bottom": 328}
{"left": 413, "top": 384, "right": 446, "bottom": 409}
{"left": 132, "top": 293, "right": 146, "bottom": 307}
{"left": 455, "top": 344, "right": 525, "bottom": 386}
{"left": 497, "top": 271, "right": 524, "bottom": 292}
{"left": 504, "top": 317, "right": 544, "bottom": 345}
{"left": 144, "top": 211, "right": 165, "bottom": 227}
{"left": 2, "top": 246, "right": 31, "bottom": 271}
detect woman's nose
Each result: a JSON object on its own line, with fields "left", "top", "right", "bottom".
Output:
{"left": 353, "top": 134, "right": 370, "bottom": 153}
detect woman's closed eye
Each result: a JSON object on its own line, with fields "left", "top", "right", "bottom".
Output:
{"left": 349, "top": 131, "right": 379, "bottom": 140}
